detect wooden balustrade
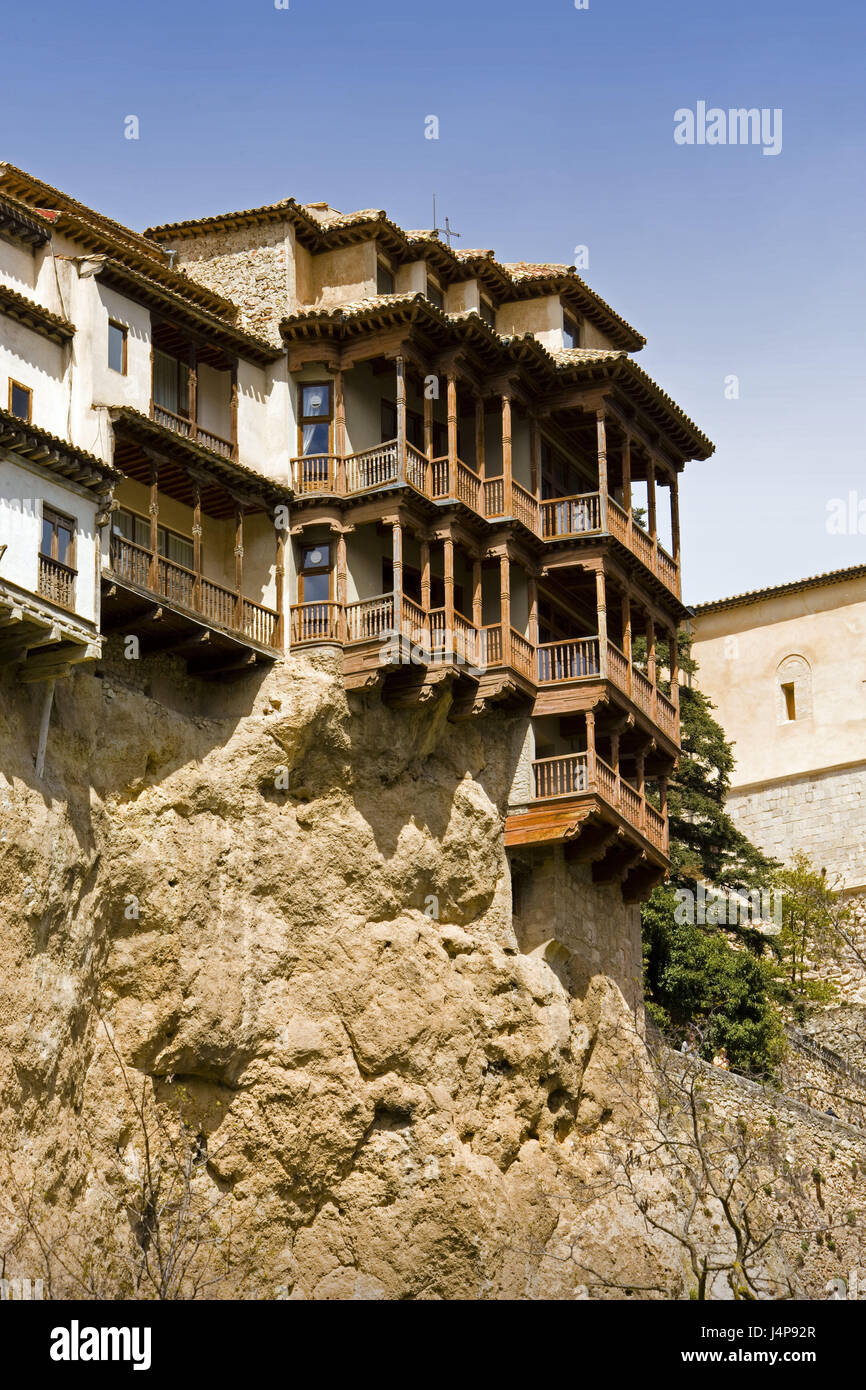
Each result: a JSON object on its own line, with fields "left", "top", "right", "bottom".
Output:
{"left": 291, "top": 455, "right": 339, "bottom": 494}
{"left": 150, "top": 402, "right": 234, "bottom": 458}
{"left": 482, "top": 622, "right": 503, "bottom": 666}
{"left": 405, "top": 444, "right": 428, "bottom": 494}
{"left": 345, "top": 440, "right": 400, "bottom": 493}
{"left": 345, "top": 592, "right": 395, "bottom": 643}
{"left": 109, "top": 536, "right": 279, "bottom": 649}
{"left": 483, "top": 477, "right": 505, "bottom": 517}
{"left": 537, "top": 636, "right": 600, "bottom": 684}
{"left": 606, "top": 640, "right": 630, "bottom": 694}
{"left": 631, "top": 666, "right": 655, "bottom": 717}
{"left": 38, "top": 554, "right": 76, "bottom": 610}
{"left": 656, "top": 690, "right": 678, "bottom": 741}
{"left": 509, "top": 628, "right": 535, "bottom": 680}
{"left": 540, "top": 492, "right": 601, "bottom": 539}
{"left": 531, "top": 751, "right": 668, "bottom": 852}
{"left": 290, "top": 601, "right": 342, "bottom": 645}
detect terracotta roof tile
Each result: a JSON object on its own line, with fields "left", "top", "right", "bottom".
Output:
{"left": 693, "top": 565, "right": 866, "bottom": 615}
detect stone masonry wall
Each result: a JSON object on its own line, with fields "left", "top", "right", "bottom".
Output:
{"left": 728, "top": 762, "right": 866, "bottom": 888}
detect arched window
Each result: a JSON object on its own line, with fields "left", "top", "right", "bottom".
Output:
{"left": 776, "top": 654, "right": 812, "bottom": 723}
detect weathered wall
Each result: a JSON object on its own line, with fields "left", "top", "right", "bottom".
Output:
{"left": 728, "top": 765, "right": 866, "bottom": 891}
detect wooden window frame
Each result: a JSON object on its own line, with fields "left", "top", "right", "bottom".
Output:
{"left": 114, "top": 505, "right": 193, "bottom": 564}
{"left": 377, "top": 259, "right": 395, "bottom": 295}
{"left": 108, "top": 319, "right": 128, "bottom": 375}
{"left": 562, "top": 314, "right": 581, "bottom": 350}
{"left": 40, "top": 505, "right": 77, "bottom": 570}
{"left": 297, "top": 381, "right": 333, "bottom": 457}
{"left": 8, "top": 378, "right": 32, "bottom": 422}
{"left": 298, "top": 540, "right": 332, "bottom": 603}
{"left": 425, "top": 274, "right": 444, "bottom": 311}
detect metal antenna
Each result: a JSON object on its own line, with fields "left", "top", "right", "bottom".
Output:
{"left": 432, "top": 193, "right": 462, "bottom": 249}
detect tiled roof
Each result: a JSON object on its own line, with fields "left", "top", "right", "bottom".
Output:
{"left": 0, "top": 282, "right": 75, "bottom": 343}
{"left": 0, "top": 408, "right": 120, "bottom": 491}
{"left": 693, "top": 564, "right": 866, "bottom": 616}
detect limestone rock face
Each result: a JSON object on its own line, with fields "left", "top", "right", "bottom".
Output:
{"left": 0, "top": 645, "right": 682, "bottom": 1300}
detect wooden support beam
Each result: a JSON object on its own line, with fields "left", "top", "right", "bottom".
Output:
{"left": 447, "top": 371, "right": 458, "bottom": 470}
{"left": 335, "top": 369, "right": 346, "bottom": 494}
{"left": 230, "top": 361, "right": 239, "bottom": 460}
{"left": 595, "top": 568, "right": 608, "bottom": 679}
{"left": 148, "top": 460, "right": 159, "bottom": 588}
{"left": 475, "top": 397, "right": 485, "bottom": 481}
{"left": 596, "top": 408, "right": 608, "bottom": 531}
{"left": 501, "top": 394, "right": 512, "bottom": 506}
{"left": 444, "top": 535, "right": 455, "bottom": 637}
{"left": 530, "top": 417, "right": 541, "bottom": 499}
{"left": 499, "top": 552, "right": 511, "bottom": 668}
{"left": 473, "top": 559, "right": 483, "bottom": 629}
{"left": 396, "top": 355, "right": 407, "bottom": 480}
{"left": 234, "top": 503, "right": 244, "bottom": 627}
{"left": 420, "top": 539, "right": 431, "bottom": 613}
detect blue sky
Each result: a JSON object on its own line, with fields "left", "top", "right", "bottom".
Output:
{"left": 4, "top": 0, "right": 864, "bottom": 602}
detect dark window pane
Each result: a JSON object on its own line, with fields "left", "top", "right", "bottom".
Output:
{"left": 303, "top": 545, "right": 328, "bottom": 570}
{"left": 302, "top": 385, "right": 330, "bottom": 418}
{"left": 480, "top": 299, "right": 496, "bottom": 328}
{"left": 10, "top": 382, "right": 31, "bottom": 419}
{"left": 41, "top": 516, "right": 54, "bottom": 555}
{"left": 377, "top": 262, "right": 395, "bottom": 295}
{"left": 302, "top": 421, "right": 330, "bottom": 455}
{"left": 381, "top": 402, "right": 397, "bottom": 440}
{"left": 56, "top": 525, "right": 73, "bottom": 564}
{"left": 303, "top": 570, "right": 330, "bottom": 603}
{"left": 426, "top": 281, "right": 444, "bottom": 310}
{"left": 108, "top": 322, "right": 126, "bottom": 373}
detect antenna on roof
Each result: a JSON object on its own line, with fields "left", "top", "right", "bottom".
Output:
{"left": 432, "top": 193, "right": 461, "bottom": 249}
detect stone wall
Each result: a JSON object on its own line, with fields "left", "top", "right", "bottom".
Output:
{"left": 728, "top": 762, "right": 866, "bottom": 889}
{"left": 172, "top": 222, "right": 296, "bottom": 344}
{"left": 781, "top": 1028, "right": 866, "bottom": 1129}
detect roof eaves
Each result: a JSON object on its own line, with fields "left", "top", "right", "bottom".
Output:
{"left": 693, "top": 564, "right": 866, "bottom": 616}
{"left": 0, "top": 407, "right": 121, "bottom": 490}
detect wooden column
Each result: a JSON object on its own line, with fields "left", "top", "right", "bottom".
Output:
{"left": 420, "top": 539, "right": 431, "bottom": 611}
{"left": 596, "top": 408, "right": 609, "bottom": 531}
{"left": 472, "top": 559, "right": 483, "bottom": 629}
{"left": 274, "top": 515, "right": 286, "bottom": 647}
{"left": 500, "top": 552, "right": 511, "bottom": 667}
{"left": 191, "top": 479, "right": 202, "bottom": 610}
{"left": 234, "top": 503, "right": 244, "bottom": 627}
{"left": 670, "top": 471, "right": 681, "bottom": 591}
{"left": 528, "top": 574, "right": 538, "bottom": 648}
{"left": 475, "top": 397, "right": 486, "bottom": 480}
{"left": 529, "top": 417, "right": 541, "bottom": 499}
{"left": 647, "top": 456, "right": 657, "bottom": 544}
{"left": 659, "top": 774, "right": 669, "bottom": 850}
{"left": 187, "top": 346, "right": 197, "bottom": 443}
{"left": 611, "top": 731, "right": 621, "bottom": 801}
{"left": 447, "top": 371, "right": 458, "bottom": 472}
{"left": 230, "top": 362, "right": 239, "bottom": 460}
{"left": 586, "top": 708, "right": 597, "bottom": 790}
{"left": 336, "top": 530, "right": 348, "bottom": 642}
{"left": 622, "top": 434, "right": 632, "bottom": 514}
{"left": 669, "top": 625, "right": 680, "bottom": 716}
{"left": 334, "top": 369, "right": 346, "bottom": 493}
{"left": 423, "top": 387, "right": 434, "bottom": 495}
{"left": 595, "top": 567, "right": 608, "bottom": 678}
{"left": 395, "top": 356, "right": 406, "bottom": 480}
{"left": 646, "top": 615, "right": 657, "bottom": 720}
{"left": 444, "top": 535, "right": 455, "bottom": 649}
{"left": 501, "top": 394, "right": 513, "bottom": 507}
{"left": 621, "top": 591, "right": 633, "bottom": 696}
{"left": 636, "top": 751, "right": 646, "bottom": 830}
{"left": 392, "top": 519, "right": 403, "bottom": 605}
{"left": 148, "top": 460, "right": 159, "bottom": 588}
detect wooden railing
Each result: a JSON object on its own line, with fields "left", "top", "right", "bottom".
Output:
{"left": 483, "top": 476, "right": 505, "bottom": 518}
{"left": 606, "top": 640, "right": 630, "bottom": 693}
{"left": 109, "top": 536, "right": 279, "bottom": 649}
{"left": 430, "top": 457, "right": 484, "bottom": 512}
{"left": 656, "top": 690, "right": 678, "bottom": 742}
{"left": 540, "top": 492, "right": 601, "bottom": 539}
{"left": 482, "top": 623, "right": 502, "bottom": 667}
{"left": 290, "top": 601, "right": 342, "bottom": 645}
{"left": 531, "top": 751, "right": 669, "bottom": 853}
{"left": 151, "top": 402, "right": 235, "bottom": 459}
{"left": 345, "top": 592, "right": 395, "bottom": 643}
{"left": 631, "top": 666, "right": 655, "bottom": 718}
{"left": 38, "top": 554, "right": 76, "bottom": 610}
{"left": 345, "top": 440, "right": 400, "bottom": 493}
{"left": 405, "top": 444, "right": 428, "bottom": 494}
{"left": 509, "top": 628, "right": 535, "bottom": 681}
{"left": 291, "top": 455, "right": 340, "bottom": 494}
{"left": 537, "top": 636, "right": 600, "bottom": 684}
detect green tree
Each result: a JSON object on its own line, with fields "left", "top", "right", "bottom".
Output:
{"left": 642, "top": 635, "right": 784, "bottom": 1076}
{"left": 770, "top": 852, "right": 848, "bottom": 1012}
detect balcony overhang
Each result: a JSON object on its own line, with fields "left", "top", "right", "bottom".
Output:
{"left": 106, "top": 407, "right": 292, "bottom": 518}
{"left": 505, "top": 799, "right": 669, "bottom": 903}
{"left": 0, "top": 577, "right": 101, "bottom": 682}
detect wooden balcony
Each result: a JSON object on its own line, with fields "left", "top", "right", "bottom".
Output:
{"left": 104, "top": 534, "right": 280, "bottom": 676}
{"left": 151, "top": 402, "right": 236, "bottom": 460}
{"left": 506, "top": 750, "right": 670, "bottom": 899}
{"left": 290, "top": 442, "right": 681, "bottom": 597}
{"left": 533, "top": 635, "right": 679, "bottom": 744}
{"left": 38, "top": 554, "right": 76, "bottom": 611}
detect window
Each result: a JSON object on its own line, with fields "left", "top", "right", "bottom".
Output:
{"left": 426, "top": 276, "right": 444, "bottom": 311}
{"left": 479, "top": 298, "right": 496, "bottom": 329}
{"left": 9, "top": 379, "right": 32, "bottom": 421}
{"left": 776, "top": 654, "right": 812, "bottom": 724}
{"left": 381, "top": 400, "right": 397, "bottom": 442}
{"left": 113, "top": 507, "right": 194, "bottom": 570}
{"left": 298, "top": 382, "right": 332, "bottom": 457}
{"left": 108, "top": 320, "right": 128, "bottom": 374}
{"left": 377, "top": 260, "right": 395, "bottom": 295}
{"left": 152, "top": 350, "right": 190, "bottom": 418}
{"left": 299, "top": 542, "right": 331, "bottom": 604}
{"left": 41, "top": 507, "right": 75, "bottom": 568}
{"left": 562, "top": 314, "right": 581, "bottom": 349}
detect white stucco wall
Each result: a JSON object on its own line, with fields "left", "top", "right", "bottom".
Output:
{"left": 0, "top": 451, "right": 100, "bottom": 624}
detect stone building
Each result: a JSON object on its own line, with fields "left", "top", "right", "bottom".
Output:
{"left": 0, "top": 163, "right": 713, "bottom": 1028}
{"left": 692, "top": 565, "right": 866, "bottom": 891}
